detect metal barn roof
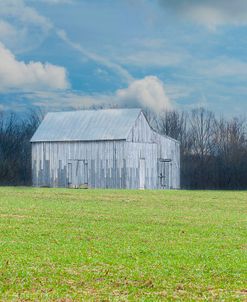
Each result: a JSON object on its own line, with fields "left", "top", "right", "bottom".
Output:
{"left": 31, "top": 108, "right": 142, "bottom": 142}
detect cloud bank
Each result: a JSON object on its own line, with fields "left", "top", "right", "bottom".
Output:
{"left": 26, "top": 76, "right": 173, "bottom": 113}
{"left": 0, "top": 0, "right": 52, "bottom": 31}
{"left": 0, "top": 43, "right": 69, "bottom": 92}
{"left": 0, "top": 0, "right": 52, "bottom": 53}
{"left": 0, "top": 0, "right": 173, "bottom": 113}
{"left": 0, "top": 1, "right": 133, "bottom": 83}
{"left": 159, "top": 0, "right": 247, "bottom": 28}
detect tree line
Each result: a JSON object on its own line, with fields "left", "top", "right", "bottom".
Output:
{"left": 148, "top": 108, "right": 247, "bottom": 189}
{"left": 0, "top": 107, "right": 246, "bottom": 189}
{"left": 0, "top": 110, "right": 42, "bottom": 186}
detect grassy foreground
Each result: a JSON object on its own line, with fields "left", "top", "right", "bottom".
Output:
{"left": 0, "top": 188, "right": 246, "bottom": 301}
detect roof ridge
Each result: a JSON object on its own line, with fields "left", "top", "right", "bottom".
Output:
{"left": 46, "top": 108, "right": 142, "bottom": 115}
{"left": 31, "top": 108, "right": 142, "bottom": 142}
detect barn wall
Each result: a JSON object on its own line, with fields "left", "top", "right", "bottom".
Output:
{"left": 127, "top": 112, "right": 180, "bottom": 189}
{"left": 127, "top": 112, "right": 154, "bottom": 143}
{"left": 32, "top": 141, "right": 126, "bottom": 188}
{"left": 125, "top": 142, "right": 158, "bottom": 189}
{"left": 32, "top": 140, "right": 162, "bottom": 189}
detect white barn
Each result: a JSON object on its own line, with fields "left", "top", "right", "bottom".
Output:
{"left": 31, "top": 108, "right": 180, "bottom": 189}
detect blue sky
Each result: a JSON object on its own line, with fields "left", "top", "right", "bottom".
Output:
{"left": 0, "top": 0, "right": 247, "bottom": 116}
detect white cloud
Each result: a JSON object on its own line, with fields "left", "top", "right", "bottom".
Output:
{"left": 0, "top": 0, "right": 52, "bottom": 31}
{"left": 27, "top": 76, "right": 173, "bottom": 113}
{"left": 116, "top": 76, "right": 172, "bottom": 112}
{"left": 0, "top": 0, "right": 53, "bottom": 53}
{"left": 160, "top": 0, "right": 247, "bottom": 28}
{"left": 0, "top": 0, "right": 134, "bottom": 87}
{"left": 0, "top": 0, "right": 134, "bottom": 84}
{"left": 0, "top": 43, "right": 69, "bottom": 91}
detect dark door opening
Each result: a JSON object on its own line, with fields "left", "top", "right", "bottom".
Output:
{"left": 158, "top": 159, "right": 172, "bottom": 189}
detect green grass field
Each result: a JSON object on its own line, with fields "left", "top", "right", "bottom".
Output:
{"left": 0, "top": 188, "right": 246, "bottom": 301}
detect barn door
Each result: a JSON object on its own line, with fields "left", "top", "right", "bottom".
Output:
{"left": 77, "top": 160, "right": 88, "bottom": 187}
{"left": 68, "top": 161, "right": 77, "bottom": 188}
{"left": 158, "top": 159, "right": 171, "bottom": 189}
{"left": 139, "top": 158, "right": 146, "bottom": 190}
{"left": 68, "top": 162, "right": 73, "bottom": 187}
{"left": 68, "top": 160, "right": 88, "bottom": 188}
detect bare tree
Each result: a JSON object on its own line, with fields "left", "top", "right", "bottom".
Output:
{"left": 0, "top": 106, "right": 246, "bottom": 189}
{"left": 0, "top": 109, "right": 43, "bottom": 185}
{"left": 213, "top": 116, "right": 247, "bottom": 189}
{"left": 149, "top": 107, "right": 246, "bottom": 189}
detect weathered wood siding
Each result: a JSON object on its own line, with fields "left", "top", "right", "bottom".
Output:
{"left": 127, "top": 112, "right": 180, "bottom": 189}
{"left": 32, "top": 111, "right": 180, "bottom": 189}
{"left": 32, "top": 141, "right": 125, "bottom": 188}
{"left": 127, "top": 112, "right": 154, "bottom": 143}
{"left": 32, "top": 140, "right": 161, "bottom": 189}
{"left": 124, "top": 142, "right": 158, "bottom": 189}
